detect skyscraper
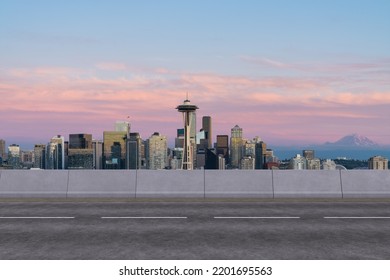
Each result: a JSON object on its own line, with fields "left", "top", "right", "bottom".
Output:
{"left": 127, "top": 132, "right": 142, "bottom": 169}
{"left": 8, "top": 144, "right": 20, "bottom": 169}
{"left": 103, "top": 131, "right": 127, "bottom": 169}
{"left": 202, "top": 116, "right": 212, "bottom": 149}
{"left": 216, "top": 135, "right": 229, "bottom": 165}
{"left": 0, "top": 139, "right": 6, "bottom": 161}
{"left": 46, "top": 135, "right": 65, "bottom": 169}
{"left": 33, "top": 144, "right": 46, "bottom": 169}
{"left": 176, "top": 98, "right": 198, "bottom": 170}
{"left": 230, "top": 125, "right": 243, "bottom": 168}
{"left": 92, "top": 140, "right": 103, "bottom": 169}
{"left": 68, "top": 134, "right": 94, "bottom": 169}
{"left": 146, "top": 132, "right": 167, "bottom": 170}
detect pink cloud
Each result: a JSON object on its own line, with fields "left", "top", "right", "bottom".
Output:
{"left": 1, "top": 66, "right": 390, "bottom": 146}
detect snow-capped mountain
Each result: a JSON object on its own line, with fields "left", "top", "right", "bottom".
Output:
{"left": 325, "top": 134, "right": 379, "bottom": 147}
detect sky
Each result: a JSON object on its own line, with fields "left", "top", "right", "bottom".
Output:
{"left": 1, "top": 0, "right": 390, "bottom": 148}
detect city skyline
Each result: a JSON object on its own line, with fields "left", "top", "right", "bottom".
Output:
{"left": 1, "top": 1, "right": 390, "bottom": 147}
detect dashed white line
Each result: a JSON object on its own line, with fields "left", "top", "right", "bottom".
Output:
{"left": 101, "top": 217, "right": 188, "bottom": 219}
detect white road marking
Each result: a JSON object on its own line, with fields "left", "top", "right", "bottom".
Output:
{"left": 324, "top": 217, "right": 390, "bottom": 219}
{"left": 0, "top": 217, "right": 75, "bottom": 219}
{"left": 214, "top": 217, "right": 301, "bottom": 219}
{"left": 101, "top": 216, "right": 188, "bottom": 219}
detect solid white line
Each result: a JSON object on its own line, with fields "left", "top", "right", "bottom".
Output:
{"left": 101, "top": 217, "right": 188, "bottom": 219}
{"left": 214, "top": 217, "right": 301, "bottom": 219}
{"left": 0, "top": 217, "right": 75, "bottom": 219}
{"left": 324, "top": 217, "right": 390, "bottom": 219}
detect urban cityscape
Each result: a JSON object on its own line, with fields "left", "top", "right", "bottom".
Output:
{"left": 0, "top": 98, "right": 388, "bottom": 171}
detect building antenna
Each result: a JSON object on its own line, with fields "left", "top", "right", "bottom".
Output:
{"left": 186, "top": 92, "right": 189, "bottom": 101}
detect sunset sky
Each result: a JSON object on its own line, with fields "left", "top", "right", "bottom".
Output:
{"left": 1, "top": 0, "right": 390, "bottom": 148}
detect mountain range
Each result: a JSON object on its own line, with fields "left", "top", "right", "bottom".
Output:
{"left": 324, "top": 133, "right": 380, "bottom": 147}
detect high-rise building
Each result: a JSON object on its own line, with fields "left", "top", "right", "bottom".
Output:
{"left": 33, "top": 144, "right": 46, "bottom": 169}
{"left": 68, "top": 134, "right": 93, "bottom": 169}
{"left": 0, "top": 139, "right": 6, "bottom": 161}
{"left": 92, "top": 140, "right": 103, "bottom": 169}
{"left": 202, "top": 116, "right": 212, "bottom": 149}
{"left": 255, "top": 141, "right": 267, "bottom": 169}
{"left": 289, "top": 154, "right": 307, "bottom": 170}
{"left": 46, "top": 135, "right": 65, "bottom": 169}
{"left": 241, "top": 156, "right": 255, "bottom": 170}
{"left": 230, "top": 125, "right": 243, "bottom": 169}
{"left": 69, "top": 134, "right": 92, "bottom": 149}
{"left": 368, "top": 156, "right": 388, "bottom": 170}
{"left": 115, "top": 121, "right": 130, "bottom": 136}
{"left": 176, "top": 98, "right": 198, "bottom": 170}
{"left": 146, "top": 132, "right": 167, "bottom": 170}
{"left": 216, "top": 135, "right": 229, "bottom": 165}
{"left": 175, "top": 129, "right": 185, "bottom": 148}
{"left": 8, "top": 144, "right": 21, "bottom": 169}
{"left": 127, "top": 133, "right": 142, "bottom": 169}
{"left": 303, "top": 150, "right": 315, "bottom": 160}
{"left": 103, "top": 131, "right": 127, "bottom": 169}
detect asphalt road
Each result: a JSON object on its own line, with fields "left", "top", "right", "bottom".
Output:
{"left": 1, "top": 201, "right": 390, "bottom": 260}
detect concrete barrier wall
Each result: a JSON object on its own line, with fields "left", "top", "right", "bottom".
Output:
{"left": 205, "top": 170, "right": 273, "bottom": 198}
{"left": 341, "top": 170, "right": 390, "bottom": 198}
{"left": 67, "top": 170, "right": 136, "bottom": 198}
{"left": 0, "top": 170, "right": 68, "bottom": 198}
{"left": 136, "top": 170, "right": 204, "bottom": 198}
{"left": 273, "top": 170, "right": 343, "bottom": 198}
{"left": 0, "top": 170, "right": 390, "bottom": 198}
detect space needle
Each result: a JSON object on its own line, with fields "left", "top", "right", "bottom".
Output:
{"left": 176, "top": 96, "right": 199, "bottom": 170}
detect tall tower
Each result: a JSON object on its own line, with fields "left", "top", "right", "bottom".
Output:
{"left": 230, "top": 125, "right": 243, "bottom": 169}
{"left": 202, "top": 116, "right": 212, "bottom": 148}
{"left": 176, "top": 98, "right": 199, "bottom": 170}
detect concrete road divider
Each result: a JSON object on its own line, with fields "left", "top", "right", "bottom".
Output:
{"left": 205, "top": 170, "right": 273, "bottom": 198}
{"left": 67, "top": 170, "right": 136, "bottom": 198}
{"left": 136, "top": 170, "right": 204, "bottom": 198}
{"left": 0, "top": 170, "right": 68, "bottom": 198}
{"left": 341, "top": 170, "right": 390, "bottom": 198}
{"left": 273, "top": 170, "right": 343, "bottom": 198}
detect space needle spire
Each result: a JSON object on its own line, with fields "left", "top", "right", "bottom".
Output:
{"left": 176, "top": 96, "right": 199, "bottom": 170}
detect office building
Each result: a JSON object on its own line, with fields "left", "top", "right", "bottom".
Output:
{"left": 255, "top": 141, "right": 267, "bottom": 169}
{"left": 115, "top": 121, "right": 130, "bottom": 136}
{"left": 92, "top": 140, "right": 103, "bottom": 169}
{"left": 33, "top": 144, "right": 46, "bottom": 169}
{"left": 0, "top": 139, "right": 6, "bottom": 161}
{"left": 8, "top": 144, "right": 21, "bottom": 169}
{"left": 69, "top": 134, "right": 92, "bottom": 149}
{"left": 216, "top": 135, "right": 229, "bottom": 165}
{"left": 146, "top": 132, "right": 167, "bottom": 170}
{"left": 230, "top": 125, "right": 243, "bottom": 168}
{"left": 241, "top": 156, "right": 255, "bottom": 170}
{"left": 175, "top": 128, "right": 185, "bottom": 148}
{"left": 103, "top": 131, "right": 127, "bottom": 169}
{"left": 307, "top": 158, "right": 321, "bottom": 170}
{"left": 170, "top": 148, "right": 183, "bottom": 170}
{"left": 218, "top": 155, "right": 226, "bottom": 170}
{"left": 127, "top": 133, "right": 142, "bottom": 169}
{"left": 303, "top": 150, "right": 315, "bottom": 160}
{"left": 289, "top": 154, "right": 307, "bottom": 170}
{"left": 67, "top": 134, "right": 93, "bottom": 169}
{"left": 368, "top": 156, "right": 388, "bottom": 170}
{"left": 202, "top": 116, "right": 212, "bottom": 148}
{"left": 46, "top": 135, "right": 65, "bottom": 169}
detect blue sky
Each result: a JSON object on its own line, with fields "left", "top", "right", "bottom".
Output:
{"left": 1, "top": 0, "right": 390, "bottom": 147}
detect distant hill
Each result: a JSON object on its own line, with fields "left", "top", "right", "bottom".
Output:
{"left": 324, "top": 134, "right": 379, "bottom": 147}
